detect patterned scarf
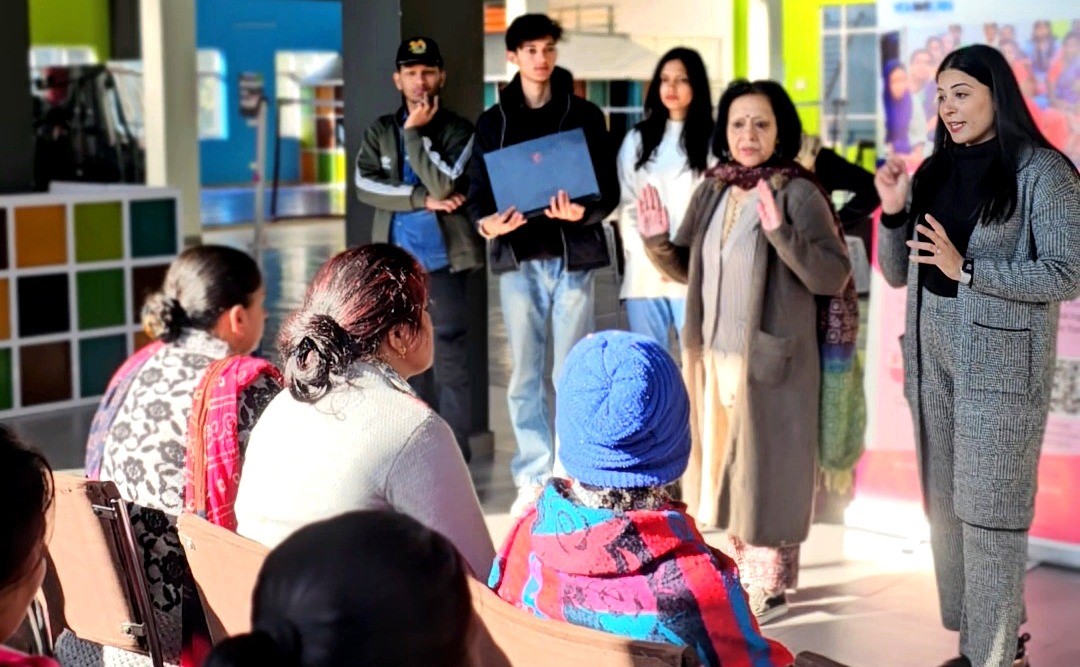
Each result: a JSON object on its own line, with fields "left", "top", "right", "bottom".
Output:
{"left": 710, "top": 160, "right": 866, "bottom": 490}
{"left": 183, "top": 356, "right": 283, "bottom": 531}
{"left": 489, "top": 480, "right": 794, "bottom": 667}
{"left": 706, "top": 160, "right": 809, "bottom": 191}
{"left": 84, "top": 341, "right": 165, "bottom": 480}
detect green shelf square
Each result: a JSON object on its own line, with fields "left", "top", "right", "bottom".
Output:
{"left": 75, "top": 202, "right": 124, "bottom": 262}
{"left": 77, "top": 269, "right": 126, "bottom": 330}
{"left": 130, "top": 199, "right": 178, "bottom": 258}
{"left": 79, "top": 335, "right": 128, "bottom": 397}
{"left": 0, "top": 348, "right": 11, "bottom": 410}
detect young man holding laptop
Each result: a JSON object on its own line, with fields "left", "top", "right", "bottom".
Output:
{"left": 466, "top": 14, "right": 619, "bottom": 516}
{"left": 355, "top": 36, "right": 484, "bottom": 461}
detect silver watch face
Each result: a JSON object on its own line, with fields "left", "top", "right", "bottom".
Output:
{"left": 960, "top": 271, "right": 972, "bottom": 286}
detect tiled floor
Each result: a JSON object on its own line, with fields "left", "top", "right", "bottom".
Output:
{"left": 7, "top": 219, "right": 1079, "bottom": 666}
{"left": 200, "top": 184, "right": 345, "bottom": 226}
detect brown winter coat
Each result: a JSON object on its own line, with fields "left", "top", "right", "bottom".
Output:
{"left": 645, "top": 174, "right": 851, "bottom": 546}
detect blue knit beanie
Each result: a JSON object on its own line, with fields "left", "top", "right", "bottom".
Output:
{"left": 556, "top": 331, "right": 690, "bottom": 488}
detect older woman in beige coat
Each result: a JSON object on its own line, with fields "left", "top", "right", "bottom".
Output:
{"left": 640, "top": 80, "right": 851, "bottom": 622}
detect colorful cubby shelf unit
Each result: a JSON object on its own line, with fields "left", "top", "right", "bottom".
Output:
{"left": 0, "top": 187, "right": 181, "bottom": 417}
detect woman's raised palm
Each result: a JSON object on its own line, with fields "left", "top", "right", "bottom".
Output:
{"left": 874, "top": 155, "right": 911, "bottom": 214}
{"left": 637, "top": 184, "right": 670, "bottom": 237}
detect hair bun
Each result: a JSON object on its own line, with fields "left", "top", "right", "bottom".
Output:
{"left": 281, "top": 312, "right": 355, "bottom": 402}
{"left": 141, "top": 293, "right": 188, "bottom": 343}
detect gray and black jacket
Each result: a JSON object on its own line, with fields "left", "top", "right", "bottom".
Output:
{"left": 879, "top": 147, "right": 1080, "bottom": 530}
{"left": 355, "top": 106, "right": 484, "bottom": 272}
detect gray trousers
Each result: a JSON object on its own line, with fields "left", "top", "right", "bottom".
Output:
{"left": 919, "top": 290, "right": 1027, "bottom": 667}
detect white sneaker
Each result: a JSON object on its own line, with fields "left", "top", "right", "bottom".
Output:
{"left": 510, "top": 484, "right": 542, "bottom": 518}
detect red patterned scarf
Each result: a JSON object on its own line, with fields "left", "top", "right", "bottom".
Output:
{"left": 183, "top": 356, "right": 283, "bottom": 531}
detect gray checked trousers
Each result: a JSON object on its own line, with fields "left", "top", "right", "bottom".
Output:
{"left": 919, "top": 290, "right": 1028, "bottom": 667}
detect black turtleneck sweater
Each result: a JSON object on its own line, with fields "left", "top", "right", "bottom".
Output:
{"left": 881, "top": 139, "right": 996, "bottom": 297}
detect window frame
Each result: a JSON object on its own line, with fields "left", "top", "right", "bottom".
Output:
{"left": 820, "top": 3, "right": 878, "bottom": 149}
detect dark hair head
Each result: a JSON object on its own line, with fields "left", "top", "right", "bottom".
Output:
{"left": 505, "top": 13, "right": 563, "bottom": 51}
{"left": 141, "top": 245, "right": 262, "bottom": 343}
{"left": 712, "top": 79, "right": 802, "bottom": 164}
{"left": 0, "top": 425, "right": 54, "bottom": 592}
{"left": 635, "top": 47, "right": 714, "bottom": 174}
{"left": 913, "top": 44, "right": 1078, "bottom": 224}
{"left": 204, "top": 510, "right": 472, "bottom": 667}
{"left": 278, "top": 244, "right": 427, "bottom": 402}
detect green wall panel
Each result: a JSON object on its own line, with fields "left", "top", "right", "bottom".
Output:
{"left": 29, "top": 0, "right": 110, "bottom": 60}
{"left": 130, "top": 199, "right": 178, "bottom": 258}
{"left": 79, "top": 335, "right": 128, "bottom": 397}
{"left": 0, "top": 348, "right": 11, "bottom": 410}
{"left": 77, "top": 269, "right": 125, "bottom": 329}
{"left": 75, "top": 201, "right": 123, "bottom": 262}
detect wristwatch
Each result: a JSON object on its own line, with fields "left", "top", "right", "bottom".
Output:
{"left": 959, "top": 258, "right": 974, "bottom": 287}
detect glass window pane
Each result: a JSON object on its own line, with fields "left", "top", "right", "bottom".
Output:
{"left": 846, "top": 4, "right": 876, "bottom": 29}
{"left": 823, "top": 118, "right": 876, "bottom": 150}
{"left": 822, "top": 35, "right": 843, "bottom": 106}
{"left": 846, "top": 34, "right": 877, "bottom": 115}
{"left": 823, "top": 6, "right": 841, "bottom": 29}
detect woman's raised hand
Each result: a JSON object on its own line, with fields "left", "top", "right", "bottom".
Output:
{"left": 636, "top": 184, "right": 670, "bottom": 237}
{"left": 874, "top": 155, "right": 911, "bottom": 215}
{"left": 755, "top": 179, "right": 782, "bottom": 232}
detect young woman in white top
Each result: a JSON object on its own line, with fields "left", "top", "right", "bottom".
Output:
{"left": 616, "top": 47, "right": 715, "bottom": 349}
{"left": 234, "top": 244, "right": 494, "bottom": 576}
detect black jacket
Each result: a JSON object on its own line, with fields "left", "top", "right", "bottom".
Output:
{"left": 466, "top": 67, "right": 619, "bottom": 274}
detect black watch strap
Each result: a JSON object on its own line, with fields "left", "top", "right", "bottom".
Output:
{"left": 962, "top": 258, "right": 974, "bottom": 285}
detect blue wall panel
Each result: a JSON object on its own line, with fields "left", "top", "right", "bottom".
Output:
{"left": 197, "top": 0, "right": 341, "bottom": 185}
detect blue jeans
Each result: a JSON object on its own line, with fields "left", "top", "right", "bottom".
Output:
{"left": 499, "top": 258, "right": 595, "bottom": 488}
{"left": 624, "top": 297, "right": 685, "bottom": 352}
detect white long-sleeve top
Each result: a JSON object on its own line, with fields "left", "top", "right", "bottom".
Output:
{"left": 234, "top": 360, "right": 495, "bottom": 576}
{"left": 616, "top": 121, "right": 712, "bottom": 299}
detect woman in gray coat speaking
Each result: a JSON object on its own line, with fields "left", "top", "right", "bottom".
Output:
{"left": 875, "top": 45, "right": 1080, "bottom": 667}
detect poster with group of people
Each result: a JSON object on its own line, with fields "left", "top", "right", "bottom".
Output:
{"left": 860, "top": 2, "right": 1080, "bottom": 563}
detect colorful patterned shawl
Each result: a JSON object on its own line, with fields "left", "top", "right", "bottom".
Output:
{"left": 183, "top": 356, "right": 283, "bottom": 531}
{"left": 488, "top": 480, "right": 794, "bottom": 667}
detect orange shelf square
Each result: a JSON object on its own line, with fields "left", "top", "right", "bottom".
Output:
{"left": 15, "top": 205, "right": 67, "bottom": 267}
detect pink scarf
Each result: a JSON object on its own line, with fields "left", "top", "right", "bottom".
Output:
{"left": 183, "top": 356, "right": 283, "bottom": 531}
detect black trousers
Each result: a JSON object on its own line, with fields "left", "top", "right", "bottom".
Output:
{"left": 410, "top": 267, "right": 473, "bottom": 461}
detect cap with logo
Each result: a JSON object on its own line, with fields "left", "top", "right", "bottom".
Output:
{"left": 396, "top": 36, "right": 444, "bottom": 68}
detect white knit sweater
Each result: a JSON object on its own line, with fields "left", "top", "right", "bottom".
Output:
{"left": 234, "top": 360, "right": 495, "bottom": 575}
{"left": 616, "top": 121, "right": 712, "bottom": 299}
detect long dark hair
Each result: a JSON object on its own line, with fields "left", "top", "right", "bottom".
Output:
{"left": 141, "top": 245, "right": 262, "bottom": 343}
{"left": 204, "top": 510, "right": 472, "bottom": 667}
{"left": 912, "top": 44, "right": 1077, "bottom": 225}
{"left": 0, "top": 425, "right": 54, "bottom": 593}
{"left": 278, "top": 244, "right": 428, "bottom": 402}
{"left": 712, "top": 79, "right": 803, "bottom": 164}
{"left": 635, "top": 47, "right": 714, "bottom": 174}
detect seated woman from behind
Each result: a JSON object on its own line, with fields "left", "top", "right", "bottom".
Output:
{"left": 205, "top": 510, "right": 473, "bottom": 667}
{"left": 234, "top": 244, "right": 494, "bottom": 574}
{"left": 489, "top": 331, "right": 794, "bottom": 667}
{"left": 70, "top": 245, "right": 282, "bottom": 666}
{"left": 0, "top": 425, "right": 59, "bottom": 667}
{"left": 87, "top": 244, "right": 282, "bottom": 526}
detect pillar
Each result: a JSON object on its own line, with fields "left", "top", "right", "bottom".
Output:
{"left": 342, "top": 0, "right": 492, "bottom": 452}
{"left": 0, "top": 0, "right": 34, "bottom": 193}
{"left": 140, "top": 0, "right": 201, "bottom": 243}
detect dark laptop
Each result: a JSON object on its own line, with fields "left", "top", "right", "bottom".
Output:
{"left": 483, "top": 128, "right": 601, "bottom": 217}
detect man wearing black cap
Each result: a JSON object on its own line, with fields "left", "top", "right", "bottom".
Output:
{"left": 355, "top": 36, "right": 483, "bottom": 461}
